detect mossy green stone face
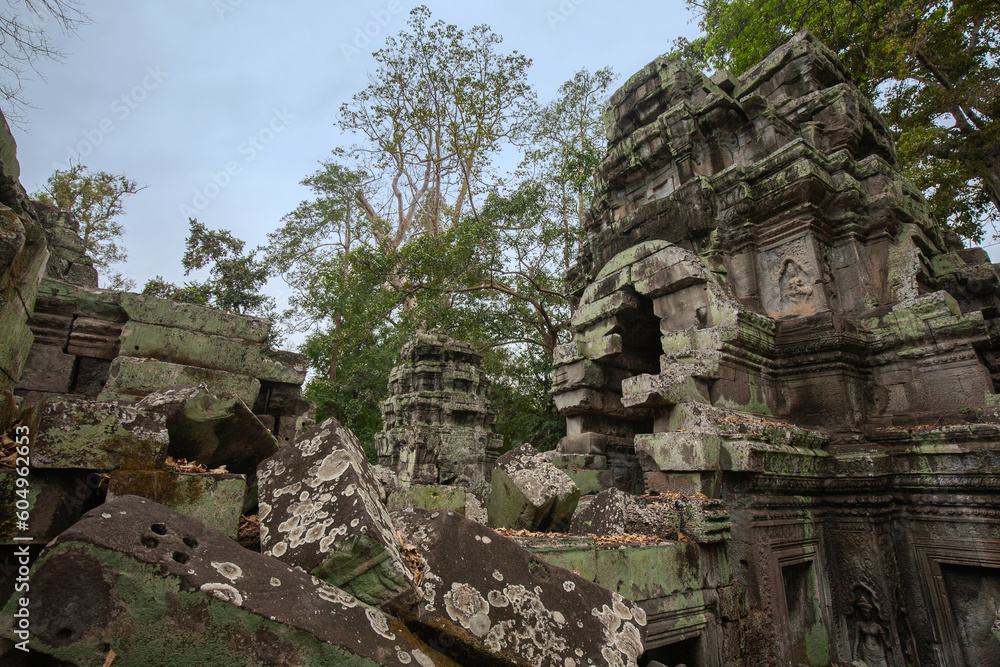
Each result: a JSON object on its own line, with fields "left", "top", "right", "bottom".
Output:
{"left": 100, "top": 357, "right": 261, "bottom": 406}
{"left": 108, "top": 472, "right": 246, "bottom": 538}
{"left": 22, "top": 397, "right": 169, "bottom": 470}
{"left": 387, "top": 485, "right": 467, "bottom": 515}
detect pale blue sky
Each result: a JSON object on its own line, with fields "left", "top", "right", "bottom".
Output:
{"left": 10, "top": 0, "right": 703, "bottom": 305}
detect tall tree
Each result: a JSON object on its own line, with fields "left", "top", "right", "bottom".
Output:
{"left": 35, "top": 163, "right": 144, "bottom": 289}
{"left": 266, "top": 5, "right": 534, "bottom": 381}
{"left": 682, "top": 0, "right": 1000, "bottom": 242}
{"left": 339, "top": 4, "right": 533, "bottom": 247}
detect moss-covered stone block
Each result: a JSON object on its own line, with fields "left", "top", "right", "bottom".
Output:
{"left": 0, "top": 294, "right": 32, "bottom": 388}
{"left": 119, "top": 321, "right": 306, "bottom": 385}
{"left": 0, "top": 496, "right": 455, "bottom": 666}
{"left": 594, "top": 542, "right": 702, "bottom": 601}
{"left": 107, "top": 471, "right": 246, "bottom": 538}
{"left": 136, "top": 385, "right": 277, "bottom": 475}
{"left": 0, "top": 469, "right": 103, "bottom": 544}
{"left": 100, "top": 357, "right": 261, "bottom": 407}
{"left": 486, "top": 444, "right": 580, "bottom": 531}
{"left": 634, "top": 432, "right": 722, "bottom": 472}
{"left": 20, "top": 397, "right": 169, "bottom": 470}
{"left": 386, "top": 485, "right": 467, "bottom": 515}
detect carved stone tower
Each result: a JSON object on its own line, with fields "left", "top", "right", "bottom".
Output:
{"left": 376, "top": 333, "right": 503, "bottom": 491}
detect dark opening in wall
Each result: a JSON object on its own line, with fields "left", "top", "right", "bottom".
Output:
{"left": 941, "top": 564, "right": 1000, "bottom": 667}
{"left": 639, "top": 635, "right": 700, "bottom": 666}
{"left": 781, "top": 559, "right": 829, "bottom": 666}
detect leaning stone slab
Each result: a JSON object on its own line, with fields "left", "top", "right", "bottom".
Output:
{"left": 258, "top": 417, "right": 419, "bottom": 613}
{"left": 137, "top": 385, "right": 277, "bottom": 474}
{"left": 393, "top": 508, "right": 647, "bottom": 667}
{"left": 569, "top": 487, "right": 629, "bottom": 536}
{"left": 120, "top": 321, "right": 307, "bottom": 385}
{"left": 100, "top": 356, "right": 261, "bottom": 407}
{"left": 0, "top": 496, "right": 456, "bottom": 666}
{"left": 487, "top": 444, "right": 580, "bottom": 532}
{"left": 20, "top": 396, "right": 168, "bottom": 470}
{"left": 107, "top": 470, "right": 247, "bottom": 538}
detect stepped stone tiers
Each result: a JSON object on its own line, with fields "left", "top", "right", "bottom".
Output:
{"left": 375, "top": 333, "right": 503, "bottom": 491}
{"left": 549, "top": 30, "right": 1000, "bottom": 666}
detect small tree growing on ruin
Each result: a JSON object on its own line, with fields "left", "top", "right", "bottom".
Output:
{"left": 36, "top": 162, "right": 144, "bottom": 289}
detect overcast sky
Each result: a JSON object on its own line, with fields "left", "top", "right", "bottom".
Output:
{"left": 9, "top": 0, "right": 704, "bottom": 313}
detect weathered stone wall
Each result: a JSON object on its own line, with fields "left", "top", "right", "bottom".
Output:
{"left": 551, "top": 31, "right": 1000, "bottom": 666}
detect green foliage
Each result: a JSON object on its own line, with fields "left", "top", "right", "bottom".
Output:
{"left": 35, "top": 162, "right": 144, "bottom": 288}
{"left": 683, "top": 0, "right": 1000, "bottom": 242}
{"left": 142, "top": 219, "right": 278, "bottom": 340}
{"left": 268, "top": 8, "right": 616, "bottom": 452}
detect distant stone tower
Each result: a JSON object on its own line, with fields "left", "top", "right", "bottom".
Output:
{"left": 375, "top": 333, "right": 503, "bottom": 491}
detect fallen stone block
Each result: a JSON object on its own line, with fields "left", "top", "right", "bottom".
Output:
{"left": 487, "top": 444, "right": 580, "bottom": 532}
{"left": 258, "top": 417, "right": 419, "bottom": 613}
{"left": 0, "top": 469, "right": 102, "bottom": 544}
{"left": 673, "top": 497, "right": 731, "bottom": 543}
{"left": 393, "top": 508, "right": 647, "bottom": 667}
{"left": 624, "top": 497, "right": 682, "bottom": 540}
{"left": 107, "top": 470, "right": 247, "bottom": 538}
{"left": 0, "top": 496, "right": 456, "bottom": 666}
{"left": 569, "top": 487, "right": 629, "bottom": 536}
{"left": 119, "top": 321, "right": 307, "bottom": 385}
{"left": 20, "top": 396, "right": 168, "bottom": 470}
{"left": 99, "top": 356, "right": 261, "bottom": 407}
{"left": 137, "top": 384, "right": 278, "bottom": 474}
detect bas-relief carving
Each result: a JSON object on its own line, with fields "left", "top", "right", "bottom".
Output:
{"left": 850, "top": 588, "right": 892, "bottom": 667}
{"left": 779, "top": 259, "right": 813, "bottom": 304}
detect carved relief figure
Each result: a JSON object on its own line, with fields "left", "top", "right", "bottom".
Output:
{"left": 779, "top": 259, "right": 813, "bottom": 304}
{"left": 852, "top": 592, "right": 891, "bottom": 667}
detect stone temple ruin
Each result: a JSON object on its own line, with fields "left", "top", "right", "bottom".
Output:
{"left": 2, "top": 30, "right": 1000, "bottom": 667}
{"left": 375, "top": 333, "right": 503, "bottom": 493}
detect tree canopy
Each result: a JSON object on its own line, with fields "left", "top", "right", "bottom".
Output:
{"left": 144, "top": 218, "right": 276, "bottom": 327}
{"left": 264, "top": 6, "right": 616, "bottom": 455}
{"left": 681, "top": 0, "right": 1000, "bottom": 243}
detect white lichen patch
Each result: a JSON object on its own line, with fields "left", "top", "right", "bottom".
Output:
{"left": 200, "top": 582, "right": 243, "bottom": 606}
{"left": 210, "top": 561, "right": 243, "bottom": 582}
{"left": 492, "top": 569, "right": 503, "bottom": 581}
{"left": 480, "top": 583, "right": 572, "bottom": 666}
{"left": 366, "top": 607, "right": 396, "bottom": 640}
{"left": 563, "top": 580, "right": 576, "bottom": 592}
{"left": 273, "top": 482, "right": 302, "bottom": 498}
{"left": 444, "top": 582, "right": 489, "bottom": 627}
{"left": 396, "top": 650, "right": 411, "bottom": 664}
{"left": 316, "top": 581, "right": 358, "bottom": 608}
{"left": 270, "top": 577, "right": 281, "bottom": 587}
{"left": 410, "top": 649, "right": 435, "bottom": 667}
